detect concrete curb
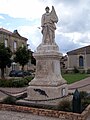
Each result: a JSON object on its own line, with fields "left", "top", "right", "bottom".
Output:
{"left": 0, "top": 104, "right": 90, "bottom": 120}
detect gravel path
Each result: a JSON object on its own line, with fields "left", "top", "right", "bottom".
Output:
{"left": 68, "top": 77, "right": 90, "bottom": 92}
{"left": 0, "top": 110, "right": 64, "bottom": 120}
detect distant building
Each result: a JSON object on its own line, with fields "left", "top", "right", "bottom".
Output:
{"left": 0, "top": 28, "right": 27, "bottom": 51}
{"left": 67, "top": 45, "right": 90, "bottom": 73}
{"left": 60, "top": 55, "right": 68, "bottom": 69}
{"left": 0, "top": 28, "right": 28, "bottom": 76}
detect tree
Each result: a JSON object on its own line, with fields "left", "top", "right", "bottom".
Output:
{"left": 14, "top": 46, "right": 30, "bottom": 70}
{"left": 0, "top": 43, "right": 12, "bottom": 79}
{"left": 30, "top": 51, "right": 36, "bottom": 66}
{"left": 31, "top": 56, "right": 36, "bottom": 66}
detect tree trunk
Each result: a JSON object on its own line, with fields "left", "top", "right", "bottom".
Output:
{"left": 1, "top": 68, "right": 5, "bottom": 79}
{"left": 22, "top": 65, "right": 24, "bottom": 71}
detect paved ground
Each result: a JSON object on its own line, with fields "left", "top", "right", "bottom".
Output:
{"left": 0, "top": 77, "right": 90, "bottom": 120}
{"left": 0, "top": 110, "right": 64, "bottom": 120}
{"left": 68, "top": 77, "right": 90, "bottom": 92}
{"left": 0, "top": 87, "right": 27, "bottom": 101}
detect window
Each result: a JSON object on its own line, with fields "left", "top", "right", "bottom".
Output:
{"left": 79, "top": 56, "right": 84, "bottom": 67}
{"left": 14, "top": 41, "right": 17, "bottom": 51}
{"left": 5, "top": 39, "right": 8, "bottom": 47}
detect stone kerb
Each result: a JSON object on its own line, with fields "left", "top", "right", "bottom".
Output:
{"left": 0, "top": 104, "right": 90, "bottom": 120}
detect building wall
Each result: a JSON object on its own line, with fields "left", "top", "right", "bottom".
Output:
{"left": 68, "top": 55, "right": 78, "bottom": 68}
{"left": 0, "top": 33, "right": 27, "bottom": 52}
{"left": 85, "top": 54, "right": 90, "bottom": 69}
{"left": 0, "top": 29, "right": 27, "bottom": 77}
{"left": 67, "top": 54, "right": 90, "bottom": 71}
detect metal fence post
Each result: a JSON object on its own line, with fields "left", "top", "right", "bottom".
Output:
{"left": 72, "top": 89, "right": 81, "bottom": 113}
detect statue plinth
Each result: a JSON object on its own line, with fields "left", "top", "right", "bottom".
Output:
{"left": 27, "top": 43, "right": 68, "bottom": 105}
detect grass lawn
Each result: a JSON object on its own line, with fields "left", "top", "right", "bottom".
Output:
{"left": 62, "top": 73, "right": 90, "bottom": 84}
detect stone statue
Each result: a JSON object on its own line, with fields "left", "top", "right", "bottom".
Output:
{"left": 41, "top": 6, "right": 58, "bottom": 44}
{"left": 27, "top": 6, "right": 68, "bottom": 103}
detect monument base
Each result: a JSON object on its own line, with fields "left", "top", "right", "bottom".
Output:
{"left": 27, "top": 44, "right": 68, "bottom": 106}
{"left": 16, "top": 95, "right": 72, "bottom": 109}
{"left": 27, "top": 84, "right": 68, "bottom": 101}
{"left": 17, "top": 94, "right": 71, "bottom": 108}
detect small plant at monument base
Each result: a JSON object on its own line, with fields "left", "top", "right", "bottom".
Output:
{"left": 2, "top": 96, "right": 17, "bottom": 105}
{"left": 73, "top": 66, "right": 79, "bottom": 73}
{"left": 58, "top": 100, "right": 72, "bottom": 112}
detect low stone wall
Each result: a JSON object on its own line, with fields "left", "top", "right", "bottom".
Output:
{"left": 0, "top": 104, "right": 90, "bottom": 120}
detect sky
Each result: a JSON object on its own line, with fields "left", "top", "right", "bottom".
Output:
{"left": 0, "top": 0, "right": 90, "bottom": 55}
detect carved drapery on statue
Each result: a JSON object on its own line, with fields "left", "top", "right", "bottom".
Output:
{"left": 41, "top": 6, "right": 58, "bottom": 44}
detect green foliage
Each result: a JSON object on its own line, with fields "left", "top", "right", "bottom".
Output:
{"left": 87, "top": 69, "right": 90, "bottom": 74}
{"left": 62, "top": 73, "right": 90, "bottom": 84}
{"left": 58, "top": 100, "right": 72, "bottom": 112}
{"left": 0, "top": 43, "right": 12, "bottom": 78}
{"left": 81, "top": 98, "right": 90, "bottom": 111}
{"left": 0, "top": 43, "right": 12, "bottom": 68}
{"left": 31, "top": 56, "right": 36, "bottom": 65}
{"left": 14, "top": 46, "right": 30, "bottom": 70}
{"left": 0, "top": 76, "right": 33, "bottom": 87}
{"left": 73, "top": 66, "right": 79, "bottom": 73}
{"left": 12, "top": 80, "right": 25, "bottom": 87}
{"left": 2, "top": 96, "right": 16, "bottom": 104}
{"left": 79, "top": 91, "right": 90, "bottom": 111}
{"left": 80, "top": 91, "right": 88, "bottom": 99}
{"left": 57, "top": 91, "right": 90, "bottom": 112}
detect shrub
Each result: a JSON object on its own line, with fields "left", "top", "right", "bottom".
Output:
{"left": 2, "top": 96, "right": 16, "bottom": 104}
{"left": 81, "top": 98, "right": 90, "bottom": 111}
{"left": 79, "top": 70, "right": 85, "bottom": 74}
{"left": 0, "top": 76, "right": 33, "bottom": 87}
{"left": 12, "top": 80, "right": 25, "bottom": 87}
{"left": 58, "top": 100, "right": 72, "bottom": 112}
{"left": 79, "top": 91, "right": 90, "bottom": 111}
{"left": 73, "top": 66, "right": 79, "bottom": 73}
{"left": 80, "top": 91, "right": 88, "bottom": 99}
{"left": 87, "top": 69, "right": 90, "bottom": 74}
{"left": 0, "top": 79, "right": 13, "bottom": 87}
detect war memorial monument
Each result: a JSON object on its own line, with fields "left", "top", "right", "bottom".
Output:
{"left": 27, "top": 6, "right": 68, "bottom": 106}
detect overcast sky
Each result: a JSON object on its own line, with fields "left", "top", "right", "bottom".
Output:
{"left": 0, "top": 0, "right": 90, "bottom": 54}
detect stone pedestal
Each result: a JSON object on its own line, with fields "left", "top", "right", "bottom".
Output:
{"left": 27, "top": 43, "right": 68, "bottom": 106}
